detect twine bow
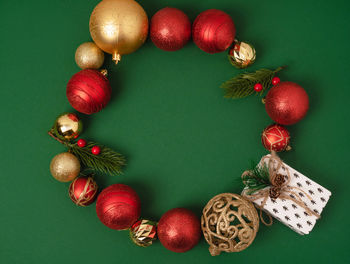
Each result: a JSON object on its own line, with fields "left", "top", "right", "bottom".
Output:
{"left": 242, "top": 152, "right": 320, "bottom": 226}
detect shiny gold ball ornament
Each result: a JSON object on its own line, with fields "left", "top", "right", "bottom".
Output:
{"left": 50, "top": 152, "right": 81, "bottom": 182}
{"left": 201, "top": 193, "right": 259, "bottom": 256}
{"left": 75, "top": 42, "right": 105, "bottom": 69}
{"left": 52, "top": 112, "right": 83, "bottom": 141}
{"left": 228, "top": 40, "right": 256, "bottom": 69}
{"left": 89, "top": 0, "right": 149, "bottom": 64}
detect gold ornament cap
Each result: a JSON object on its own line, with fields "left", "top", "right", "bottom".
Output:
{"left": 201, "top": 193, "right": 259, "bottom": 256}
{"left": 50, "top": 152, "right": 81, "bottom": 182}
{"left": 75, "top": 42, "right": 105, "bottom": 69}
{"left": 228, "top": 40, "right": 256, "bottom": 69}
{"left": 89, "top": 0, "right": 149, "bottom": 64}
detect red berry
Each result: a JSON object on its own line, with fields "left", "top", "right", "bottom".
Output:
{"left": 77, "top": 139, "right": 86, "bottom": 148}
{"left": 272, "top": 77, "right": 280, "bottom": 85}
{"left": 91, "top": 146, "right": 101, "bottom": 155}
{"left": 254, "top": 83, "right": 263, "bottom": 92}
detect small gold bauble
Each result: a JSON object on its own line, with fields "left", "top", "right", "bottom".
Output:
{"left": 53, "top": 113, "right": 83, "bottom": 141}
{"left": 50, "top": 152, "right": 80, "bottom": 182}
{"left": 89, "top": 0, "right": 149, "bottom": 64}
{"left": 75, "top": 42, "right": 105, "bottom": 69}
{"left": 228, "top": 40, "right": 256, "bottom": 69}
{"left": 201, "top": 193, "right": 259, "bottom": 256}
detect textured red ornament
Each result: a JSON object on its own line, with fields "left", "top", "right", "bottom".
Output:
{"left": 261, "top": 124, "right": 290, "bottom": 152}
{"left": 66, "top": 69, "right": 111, "bottom": 115}
{"left": 265, "top": 81, "right": 309, "bottom": 125}
{"left": 157, "top": 208, "right": 201, "bottom": 253}
{"left": 192, "top": 9, "right": 236, "bottom": 54}
{"left": 96, "top": 184, "right": 141, "bottom": 230}
{"left": 68, "top": 176, "right": 98, "bottom": 206}
{"left": 150, "top": 7, "right": 191, "bottom": 51}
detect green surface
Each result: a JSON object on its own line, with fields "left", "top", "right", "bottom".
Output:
{"left": 0, "top": 0, "right": 349, "bottom": 263}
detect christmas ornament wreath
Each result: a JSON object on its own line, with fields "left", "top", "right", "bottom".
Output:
{"left": 47, "top": 0, "right": 331, "bottom": 256}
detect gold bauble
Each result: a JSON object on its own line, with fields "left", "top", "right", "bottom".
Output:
{"left": 53, "top": 112, "right": 83, "bottom": 141}
{"left": 50, "top": 152, "right": 80, "bottom": 182}
{"left": 89, "top": 0, "right": 149, "bottom": 64}
{"left": 201, "top": 193, "right": 259, "bottom": 256}
{"left": 228, "top": 40, "right": 256, "bottom": 69}
{"left": 75, "top": 42, "right": 105, "bottom": 69}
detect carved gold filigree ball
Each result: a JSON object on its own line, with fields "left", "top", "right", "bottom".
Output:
{"left": 75, "top": 42, "right": 105, "bottom": 69}
{"left": 201, "top": 193, "right": 259, "bottom": 256}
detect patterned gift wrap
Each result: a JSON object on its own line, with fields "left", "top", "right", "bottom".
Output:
{"left": 243, "top": 155, "right": 331, "bottom": 235}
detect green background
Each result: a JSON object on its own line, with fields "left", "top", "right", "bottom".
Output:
{"left": 1, "top": 0, "right": 349, "bottom": 263}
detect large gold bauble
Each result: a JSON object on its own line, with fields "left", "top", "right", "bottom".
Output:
{"left": 50, "top": 152, "right": 80, "bottom": 182}
{"left": 53, "top": 113, "right": 83, "bottom": 141}
{"left": 89, "top": 0, "right": 149, "bottom": 64}
{"left": 75, "top": 42, "right": 105, "bottom": 69}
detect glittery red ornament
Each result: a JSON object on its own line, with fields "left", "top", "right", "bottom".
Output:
{"left": 66, "top": 69, "right": 111, "bottom": 115}
{"left": 192, "top": 9, "right": 236, "bottom": 54}
{"left": 150, "top": 7, "right": 191, "bottom": 51}
{"left": 68, "top": 176, "right": 98, "bottom": 206}
{"left": 158, "top": 208, "right": 201, "bottom": 253}
{"left": 96, "top": 184, "right": 141, "bottom": 230}
{"left": 265, "top": 81, "right": 309, "bottom": 125}
{"left": 261, "top": 124, "right": 291, "bottom": 152}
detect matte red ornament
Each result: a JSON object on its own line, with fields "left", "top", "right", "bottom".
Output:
{"left": 158, "top": 208, "right": 201, "bottom": 253}
{"left": 96, "top": 184, "right": 141, "bottom": 230}
{"left": 66, "top": 69, "right": 111, "bottom": 115}
{"left": 261, "top": 124, "right": 291, "bottom": 152}
{"left": 91, "top": 146, "right": 101, "bottom": 155}
{"left": 77, "top": 139, "right": 86, "bottom": 148}
{"left": 192, "top": 9, "right": 236, "bottom": 54}
{"left": 265, "top": 81, "right": 309, "bottom": 125}
{"left": 271, "top": 76, "right": 280, "bottom": 85}
{"left": 150, "top": 7, "right": 191, "bottom": 51}
{"left": 68, "top": 176, "right": 98, "bottom": 206}
{"left": 254, "top": 83, "right": 263, "bottom": 92}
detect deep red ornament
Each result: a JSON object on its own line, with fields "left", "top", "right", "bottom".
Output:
{"left": 261, "top": 124, "right": 291, "bottom": 152}
{"left": 96, "top": 184, "right": 141, "bottom": 230}
{"left": 192, "top": 9, "right": 236, "bottom": 54}
{"left": 271, "top": 76, "right": 280, "bottom": 85}
{"left": 66, "top": 69, "right": 111, "bottom": 115}
{"left": 265, "top": 81, "right": 309, "bottom": 125}
{"left": 68, "top": 176, "right": 98, "bottom": 206}
{"left": 157, "top": 208, "right": 201, "bottom": 253}
{"left": 254, "top": 83, "right": 263, "bottom": 92}
{"left": 150, "top": 7, "right": 191, "bottom": 51}
{"left": 77, "top": 139, "right": 86, "bottom": 148}
{"left": 91, "top": 146, "right": 101, "bottom": 155}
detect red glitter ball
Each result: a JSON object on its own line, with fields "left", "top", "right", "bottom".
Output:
{"left": 261, "top": 124, "right": 290, "bottom": 152}
{"left": 192, "top": 9, "right": 236, "bottom": 54}
{"left": 96, "top": 184, "right": 141, "bottom": 230}
{"left": 150, "top": 7, "right": 191, "bottom": 51}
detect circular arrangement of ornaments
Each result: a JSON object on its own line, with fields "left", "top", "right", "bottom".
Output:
{"left": 46, "top": 0, "right": 331, "bottom": 257}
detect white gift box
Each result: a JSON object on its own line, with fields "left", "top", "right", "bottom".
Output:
{"left": 243, "top": 155, "right": 331, "bottom": 235}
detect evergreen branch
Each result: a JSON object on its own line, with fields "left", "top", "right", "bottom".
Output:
{"left": 48, "top": 130, "right": 126, "bottom": 175}
{"left": 242, "top": 161, "right": 271, "bottom": 195}
{"left": 221, "top": 66, "right": 284, "bottom": 99}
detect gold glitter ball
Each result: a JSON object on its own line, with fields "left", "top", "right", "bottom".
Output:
{"left": 75, "top": 42, "right": 105, "bottom": 70}
{"left": 228, "top": 40, "right": 256, "bottom": 69}
{"left": 50, "top": 152, "right": 80, "bottom": 182}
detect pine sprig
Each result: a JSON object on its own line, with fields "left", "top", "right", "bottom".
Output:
{"left": 221, "top": 66, "right": 284, "bottom": 99}
{"left": 242, "top": 162, "right": 270, "bottom": 195}
{"left": 48, "top": 130, "right": 126, "bottom": 175}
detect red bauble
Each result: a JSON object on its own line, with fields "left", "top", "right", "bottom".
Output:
{"left": 192, "top": 9, "right": 236, "bottom": 54}
{"left": 96, "top": 184, "right": 141, "bottom": 230}
{"left": 150, "top": 7, "right": 191, "bottom": 51}
{"left": 157, "top": 208, "right": 201, "bottom": 253}
{"left": 68, "top": 176, "right": 98, "bottom": 206}
{"left": 261, "top": 124, "right": 290, "bottom": 152}
{"left": 77, "top": 139, "right": 86, "bottom": 148}
{"left": 265, "top": 81, "right": 309, "bottom": 125}
{"left": 66, "top": 69, "right": 111, "bottom": 115}
{"left": 91, "top": 146, "right": 101, "bottom": 155}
